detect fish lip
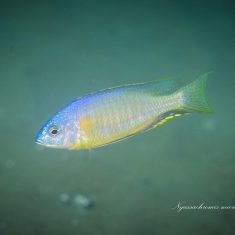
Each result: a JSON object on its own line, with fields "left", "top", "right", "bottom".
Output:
{"left": 35, "top": 137, "right": 46, "bottom": 146}
{"left": 35, "top": 139, "right": 44, "bottom": 145}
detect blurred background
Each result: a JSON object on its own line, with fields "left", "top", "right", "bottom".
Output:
{"left": 0, "top": 0, "right": 235, "bottom": 234}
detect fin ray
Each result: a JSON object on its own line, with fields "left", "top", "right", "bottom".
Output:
{"left": 178, "top": 73, "right": 211, "bottom": 113}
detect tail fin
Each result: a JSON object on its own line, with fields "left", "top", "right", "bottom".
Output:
{"left": 178, "top": 73, "right": 211, "bottom": 113}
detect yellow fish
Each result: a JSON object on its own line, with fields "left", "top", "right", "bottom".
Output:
{"left": 35, "top": 74, "right": 210, "bottom": 150}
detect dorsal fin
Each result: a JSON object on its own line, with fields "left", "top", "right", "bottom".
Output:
{"left": 133, "top": 79, "right": 177, "bottom": 96}
{"left": 82, "top": 79, "right": 179, "bottom": 99}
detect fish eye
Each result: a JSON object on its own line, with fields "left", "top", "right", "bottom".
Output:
{"left": 48, "top": 125, "right": 60, "bottom": 136}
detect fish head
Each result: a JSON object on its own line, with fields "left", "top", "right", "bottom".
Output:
{"left": 35, "top": 108, "right": 80, "bottom": 149}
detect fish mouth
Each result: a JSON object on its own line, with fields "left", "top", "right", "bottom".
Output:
{"left": 35, "top": 132, "right": 43, "bottom": 145}
{"left": 35, "top": 139, "right": 61, "bottom": 148}
{"left": 34, "top": 134, "right": 64, "bottom": 149}
{"left": 35, "top": 139, "right": 44, "bottom": 146}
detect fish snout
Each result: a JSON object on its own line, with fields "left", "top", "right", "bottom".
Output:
{"left": 35, "top": 131, "right": 44, "bottom": 145}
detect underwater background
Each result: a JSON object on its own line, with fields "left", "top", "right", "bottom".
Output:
{"left": 1, "top": 0, "right": 235, "bottom": 234}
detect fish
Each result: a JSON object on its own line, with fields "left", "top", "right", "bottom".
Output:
{"left": 35, "top": 73, "right": 210, "bottom": 150}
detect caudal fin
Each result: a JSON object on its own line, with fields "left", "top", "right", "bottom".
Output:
{"left": 179, "top": 73, "right": 211, "bottom": 113}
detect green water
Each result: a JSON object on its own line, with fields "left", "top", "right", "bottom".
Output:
{"left": 1, "top": 0, "right": 235, "bottom": 234}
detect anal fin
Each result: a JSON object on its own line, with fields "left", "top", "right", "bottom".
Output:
{"left": 153, "top": 110, "right": 190, "bottom": 128}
